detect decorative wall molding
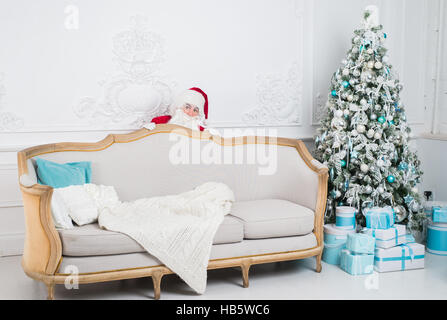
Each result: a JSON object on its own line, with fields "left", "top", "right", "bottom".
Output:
{"left": 0, "top": 74, "right": 24, "bottom": 131}
{"left": 242, "top": 61, "right": 303, "bottom": 126}
{"left": 241, "top": 3, "right": 304, "bottom": 128}
{"left": 312, "top": 92, "right": 327, "bottom": 126}
{"left": 73, "top": 15, "right": 175, "bottom": 128}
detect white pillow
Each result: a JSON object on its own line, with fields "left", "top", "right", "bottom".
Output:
{"left": 51, "top": 184, "right": 120, "bottom": 227}
{"left": 83, "top": 184, "right": 120, "bottom": 211}
{"left": 55, "top": 185, "right": 98, "bottom": 226}
{"left": 50, "top": 190, "right": 74, "bottom": 229}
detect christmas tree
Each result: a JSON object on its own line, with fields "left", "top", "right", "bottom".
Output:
{"left": 314, "top": 6, "right": 426, "bottom": 232}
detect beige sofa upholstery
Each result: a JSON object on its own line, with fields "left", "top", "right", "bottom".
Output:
{"left": 59, "top": 215, "right": 245, "bottom": 256}
{"left": 59, "top": 234, "right": 318, "bottom": 274}
{"left": 230, "top": 199, "right": 314, "bottom": 239}
{"left": 17, "top": 124, "right": 328, "bottom": 300}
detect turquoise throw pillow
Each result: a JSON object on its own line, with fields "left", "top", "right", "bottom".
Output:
{"left": 35, "top": 158, "right": 92, "bottom": 189}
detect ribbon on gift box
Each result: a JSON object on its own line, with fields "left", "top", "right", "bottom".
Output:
{"left": 400, "top": 244, "right": 414, "bottom": 270}
{"left": 374, "top": 244, "right": 423, "bottom": 270}
{"left": 368, "top": 227, "right": 415, "bottom": 248}
{"left": 371, "top": 226, "right": 398, "bottom": 245}
{"left": 364, "top": 207, "right": 395, "bottom": 229}
{"left": 336, "top": 215, "right": 356, "bottom": 228}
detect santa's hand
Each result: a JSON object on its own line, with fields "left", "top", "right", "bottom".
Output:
{"left": 143, "top": 122, "right": 156, "bottom": 130}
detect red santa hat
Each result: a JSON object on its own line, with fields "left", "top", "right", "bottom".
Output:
{"left": 173, "top": 87, "right": 208, "bottom": 119}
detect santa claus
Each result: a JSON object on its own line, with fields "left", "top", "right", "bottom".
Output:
{"left": 145, "top": 87, "right": 208, "bottom": 131}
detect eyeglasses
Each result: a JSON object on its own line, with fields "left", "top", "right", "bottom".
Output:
{"left": 184, "top": 103, "right": 199, "bottom": 114}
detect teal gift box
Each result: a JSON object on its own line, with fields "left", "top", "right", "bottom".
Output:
{"left": 322, "top": 224, "right": 356, "bottom": 265}
{"left": 340, "top": 250, "right": 374, "bottom": 275}
{"left": 427, "top": 220, "right": 447, "bottom": 256}
{"left": 346, "top": 233, "right": 375, "bottom": 254}
{"left": 432, "top": 207, "right": 447, "bottom": 224}
{"left": 340, "top": 249, "right": 374, "bottom": 276}
{"left": 364, "top": 207, "right": 395, "bottom": 230}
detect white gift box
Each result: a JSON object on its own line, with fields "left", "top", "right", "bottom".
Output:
{"left": 374, "top": 243, "right": 425, "bottom": 272}
{"left": 361, "top": 224, "right": 413, "bottom": 249}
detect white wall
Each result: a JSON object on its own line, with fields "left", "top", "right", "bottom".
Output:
{"left": 435, "top": 0, "right": 447, "bottom": 134}
{"left": 0, "top": 0, "right": 444, "bottom": 256}
{"left": 417, "top": 138, "right": 447, "bottom": 201}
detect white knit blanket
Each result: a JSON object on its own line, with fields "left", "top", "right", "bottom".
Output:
{"left": 98, "top": 182, "right": 235, "bottom": 294}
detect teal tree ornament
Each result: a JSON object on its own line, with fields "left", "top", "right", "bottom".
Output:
{"left": 387, "top": 175, "right": 395, "bottom": 183}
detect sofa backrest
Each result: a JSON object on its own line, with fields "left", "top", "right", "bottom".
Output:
{"left": 22, "top": 125, "right": 321, "bottom": 211}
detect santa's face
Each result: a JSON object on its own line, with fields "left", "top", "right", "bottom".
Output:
{"left": 182, "top": 103, "right": 200, "bottom": 118}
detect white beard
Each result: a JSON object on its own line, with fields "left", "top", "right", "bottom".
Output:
{"left": 169, "top": 109, "right": 202, "bottom": 130}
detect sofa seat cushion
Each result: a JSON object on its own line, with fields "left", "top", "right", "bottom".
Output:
{"left": 59, "top": 215, "right": 243, "bottom": 256}
{"left": 230, "top": 199, "right": 314, "bottom": 239}
{"left": 59, "top": 233, "right": 318, "bottom": 274}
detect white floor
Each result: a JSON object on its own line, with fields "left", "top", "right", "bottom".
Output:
{"left": 1, "top": 253, "right": 446, "bottom": 300}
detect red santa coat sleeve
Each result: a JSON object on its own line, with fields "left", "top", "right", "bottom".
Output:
{"left": 151, "top": 115, "right": 172, "bottom": 124}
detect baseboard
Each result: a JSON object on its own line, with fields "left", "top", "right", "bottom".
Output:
{"left": 0, "top": 233, "right": 24, "bottom": 257}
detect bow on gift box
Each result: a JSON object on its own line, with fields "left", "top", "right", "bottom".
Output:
{"left": 399, "top": 244, "right": 414, "bottom": 270}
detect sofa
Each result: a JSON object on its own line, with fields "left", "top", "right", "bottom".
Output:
{"left": 17, "top": 124, "right": 328, "bottom": 300}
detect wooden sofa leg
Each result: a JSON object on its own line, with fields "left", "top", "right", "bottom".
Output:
{"left": 241, "top": 261, "right": 251, "bottom": 288}
{"left": 152, "top": 271, "right": 163, "bottom": 300}
{"left": 316, "top": 253, "right": 322, "bottom": 273}
{"left": 46, "top": 282, "right": 55, "bottom": 300}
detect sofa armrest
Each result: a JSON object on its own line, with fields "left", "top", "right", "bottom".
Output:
{"left": 17, "top": 152, "right": 62, "bottom": 275}
{"left": 292, "top": 140, "right": 328, "bottom": 248}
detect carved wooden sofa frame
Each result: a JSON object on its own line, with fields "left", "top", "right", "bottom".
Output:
{"left": 17, "top": 124, "right": 328, "bottom": 300}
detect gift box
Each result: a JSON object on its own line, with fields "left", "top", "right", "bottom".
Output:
{"left": 374, "top": 243, "right": 425, "bottom": 272}
{"left": 364, "top": 206, "right": 395, "bottom": 230}
{"left": 340, "top": 250, "right": 374, "bottom": 275}
{"left": 424, "top": 201, "right": 447, "bottom": 217}
{"left": 346, "top": 233, "right": 375, "bottom": 254}
{"left": 335, "top": 206, "right": 356, "bottom": 230}
{"left": 426, "top": 220, "right": 447, "bottom": 256}
{"left": 432, "top": 206, "right": 447, "bottom": 224}
{"left": 361, "top": 224, "right": 414, "bottom": 249}
{"left": 322, "top": 224, "right": 356, "bottom": 265}
{"left": 422, "top": 201, "right": 446, "bottom": 242}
